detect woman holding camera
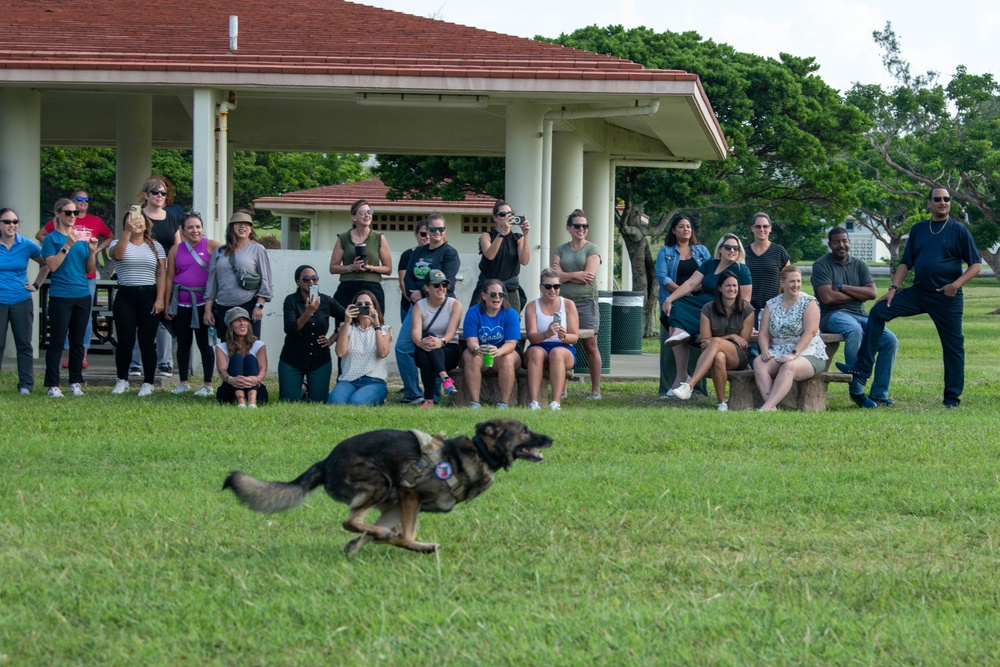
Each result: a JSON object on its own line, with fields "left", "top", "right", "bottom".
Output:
{"left": 278, "top": 265, "right": 344, "bottom": 402}
{"left": 328, "top": 290, "right": 391, "bottom": 406}
{"left": 462, "top": 278, "right": 522, "bottom": 409}
{"left": 329, "top": 199, "right": 391, "bottom": 315}
{"left": 524, "top": 268, "right": 579, "bottom": 411}
{"left": 204, "top": 210, "right": 273, "bottom": 338}
{"left": 475, "top": 200, "right": 530, "bottom": 313}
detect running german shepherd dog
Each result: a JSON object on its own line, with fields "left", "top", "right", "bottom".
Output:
{"left": 223, "top": 419, "right": 552, "bottom": 556}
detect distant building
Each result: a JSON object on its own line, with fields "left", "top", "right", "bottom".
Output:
{"left": 841, "top": 216, "right": 889, "bottom": 262}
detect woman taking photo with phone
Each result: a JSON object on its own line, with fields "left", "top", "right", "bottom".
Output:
{"left": 278, "top": 265, "right": 344, "bottom": 402}
{"left": 524, "top": 267, "right": 579, "bottom": 411}
{"left": 328, "top": 199, "right": 392, "bottom": 314}
{"left": 328, "top": 289, "right": 391, "bottom": 406}
{"left": 41, "top": 199, "right": 99, "bottom": 397}
{"left": 0, "top": 207, "right": 49, "bottom": 395}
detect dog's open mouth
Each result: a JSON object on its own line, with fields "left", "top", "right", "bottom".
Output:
{"left": 515, "top": 438, "right": 552, "bottom": 462}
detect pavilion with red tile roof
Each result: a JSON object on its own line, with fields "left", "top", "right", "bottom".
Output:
{"left": 0, "top": 0, "right": 727, "bottom": 312}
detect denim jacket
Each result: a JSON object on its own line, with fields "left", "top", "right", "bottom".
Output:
{"left": 655, "top": 244, "right": 712, "bottom": 304}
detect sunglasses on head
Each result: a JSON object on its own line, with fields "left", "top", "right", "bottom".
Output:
{"left": 428, "top": 226, "right": 446, "bottom": 233}
{"left": 932, "top": 196, "right": 951, "bottom": 202}
{"left": 60, "top": 209, "right": 81, "bottom": 216}
{"left": 487, "top": 291, "right": 506, "bottom": 299}
{"left": 721, "top": 244, "right": 740, "bottom": 252}
{"left": 570, "top": 223, "right": 589, "bottom": 230}
{"left": 147, "top": 189, "right": 168, "bottom": 196}
{"left": 300, "top": 275, "right": 319, "bottom": 282}
{"left": 75, "top": 196, "right": 89, "bottom": 202}
{"left": 183, "top": 211, "right": 202, "bottom": 219}
{"left": 541, "top": 283, "right": 561, "bottom": 290}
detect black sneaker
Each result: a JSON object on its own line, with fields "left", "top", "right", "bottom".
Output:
{"left": 128, "top": 366, "right": 142, "bottom": 377}
{"left": 944, "top": 400, "right": 960, "bottom": 409}
{"left": 158, "top": 364, "right": 173, "bottom": 377}
{"left": 835, "top": 362, "right": 869, "bottom": 384}
{"left": 849, "top": 393, "right": 877, "bottom": 409}
{"left": 870, "top": 396, "right": 895, "bottom": 407}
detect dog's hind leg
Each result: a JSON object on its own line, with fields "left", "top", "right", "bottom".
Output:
{"left": 342, "top": 494, "right": 397, "bottom": 541}
{"left": 343, "top": 504, "right": 402, "bottom": 557}
{"left": 386, "top": 491, "right": 439, "bottom": 553}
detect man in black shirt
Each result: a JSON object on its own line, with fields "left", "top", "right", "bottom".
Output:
{"left": 838, "top": 187, "right": 981, "bottom": 407}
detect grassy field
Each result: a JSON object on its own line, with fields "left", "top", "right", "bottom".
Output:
{"left": 2, "top": 281, "right": 998, "bottom": 665}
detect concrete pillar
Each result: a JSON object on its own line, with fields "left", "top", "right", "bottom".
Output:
{"left": 504, "top": 102, "right": 544, "bottom": 300}
{"left": 583, "top": 151, "right": 613, "bottom": 290}
{"left": 0, "top": 88, "right": 42, "bottom": 361}
{"left": 550, "top": 131, "right": 585, "bottom": 262}
{"left": 192, "top": 89, "right": 220, "bottom": 240}
{"left": 115, "top": 95, "right": 153, "bottom": 227}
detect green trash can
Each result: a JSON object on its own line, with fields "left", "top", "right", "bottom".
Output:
{"left": 575, "top": 291, "right": 612, "bottom": 375}
{"left": 610, "top": 290, "right": 644, "bottom": 355}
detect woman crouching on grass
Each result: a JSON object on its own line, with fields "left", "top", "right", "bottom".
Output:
{"left": 671, "top": 271, "right": 754, "bottom": 411}
{"left": 216, "top": 307, "right": 268, "bottom": 407}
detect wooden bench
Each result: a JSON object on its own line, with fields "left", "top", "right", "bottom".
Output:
{"left": 724, "top": 333, "right": 849, "bottom": 412}
{"left": 448, "top": 329, "right": 593, "bottom": 407}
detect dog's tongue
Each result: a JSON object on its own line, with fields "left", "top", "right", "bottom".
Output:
{"left": 517, "top": 449, "right": 544, "bottom": 462}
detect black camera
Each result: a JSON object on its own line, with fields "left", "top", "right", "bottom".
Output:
{"left": 354, "top": 243, "right": 367, "bottom": 260}
{"left": 510, "top": 215, "right": 525, "bottom": 226}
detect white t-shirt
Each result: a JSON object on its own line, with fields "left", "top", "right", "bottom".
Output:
{"left": 109, "top": 239, "right": 165, "bottom": 286}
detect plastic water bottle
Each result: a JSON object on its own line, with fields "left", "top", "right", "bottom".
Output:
{"left": 208, "top": 326, "right": 217, "bottom": 346}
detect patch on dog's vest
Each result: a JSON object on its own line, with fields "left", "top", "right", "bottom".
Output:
{"left": 434, "top": 461, "right": 453, "bottom": 480}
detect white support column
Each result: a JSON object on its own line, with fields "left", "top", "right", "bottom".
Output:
{"left": 225, "top": 139, "right": 235, "bottom": 218}
{"left": 115, "top": 95, "right": 152, "bottom": 227}
{"left": 550, "top": 132, "right": 585, "bottom": 264}
{"left": 504, "top": 102, "right": 544, "bottom": 300}
{"left": 584, "top": 151, "right": 613, "bottom": 290}
{"left": 0, "top": 88, "right": 42, "bottom": 361}
{"left": 192, "top": 89, "right": 220, "bottom": 240}
{"left": 280, "top": 216, "right": 301, "bottom": 250}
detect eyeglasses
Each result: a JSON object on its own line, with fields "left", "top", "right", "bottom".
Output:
{"left": 356, "top": 209, "right": 374, "bottom": 216}
{"left": 487, "top": 291, "right": 506, "bottom": 299}
{"left": 418, "top": 231, "right": 429, "bottom": 238}
{"left": 147, "top": 189, "right": 168, "bottom": 196}
{"left": 496, "top": 211, "right": 512, "bottom": 217}
{"left": 752, "top": 224, "right": 771, "bottom": 229}
{"left": 60, "top": 209, "right": 81, "bottom": 217}
{"left": 75, "top": 196, "right": 89, "bottom": 203}
{"left": 428, "top": 226, "right": 446, "bottom": 233}
{"left": 932, "top": 196, "right": 951, "bottom": 203}
{"left": 431, "top": 282, "right": 450, "bottom": 289}
{"left": 0, "top": 218, "right": 19, "bottom": 225}
{"left": 570, "top": 223, "right": 589, "bottom": 230}
{"left": 541, "top": 283, "right": 561, "bottom": 290}
{"left": 300, "top": 275, "right": 319, "bottom": 282}
{"left": 721, "top": 244, "right": 740, "bottom": 252}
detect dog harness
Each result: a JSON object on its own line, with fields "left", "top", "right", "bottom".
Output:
{"left": 408, "top": 429, "right": 467, "bottom": 501}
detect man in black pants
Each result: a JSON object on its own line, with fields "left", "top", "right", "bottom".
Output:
{"left": 838, "top": 187, "right": 981, "bottom": 407}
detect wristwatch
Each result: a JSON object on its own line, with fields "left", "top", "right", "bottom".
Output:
{"left": 888, "top": 284, "right": 900, "bottom": 292}
{"left": 835, "top": 282, "right": 843, "bottom": 292}
{"left": 255, "top": 303, "right": 264, "bottom": 309}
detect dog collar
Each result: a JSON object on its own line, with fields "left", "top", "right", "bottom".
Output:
{"left": 472, "top": 435, "right": 504, "bottom": 470}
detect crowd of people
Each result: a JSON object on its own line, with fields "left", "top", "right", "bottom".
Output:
{"left": 0, "top": 188, "right": 982, "bottom": 410}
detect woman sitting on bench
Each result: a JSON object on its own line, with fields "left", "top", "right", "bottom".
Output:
{"left": 524, "top": 268, "right": 579, "bottom": 411}
{"left": 461, "top": 278, "right": 522, "bottom": 409}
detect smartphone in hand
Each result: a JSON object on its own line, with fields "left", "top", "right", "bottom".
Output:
{"left": 309, "top": 284, "right": 319, "bottom": 301}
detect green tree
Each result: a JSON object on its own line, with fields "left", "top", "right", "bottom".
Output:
{"left": 846, "top": 22, "right": 1000, "bottom": 303}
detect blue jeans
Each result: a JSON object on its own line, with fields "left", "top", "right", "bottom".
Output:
{"left": 394, "top": 309, "right": 422, "bottom": 400}
{"left": 278, "top": 359, "right": 332, "bottom": 402}
{"left": 824, "top": 311, "right": 897, "bottom": 401}
{"left": 328, "top": 375, "right": 388, "bottom": 405}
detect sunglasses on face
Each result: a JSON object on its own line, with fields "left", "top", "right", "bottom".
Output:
{"left": 570, "top": 223, "right": 589, "bottom": 230}
{"left": 428, "top": 226, "right": 446, "bottom": 233}
{"left": 541, "top": 283, "right": 561, "bottom": 290}
{"left": 60, "top": 209, "right": 81, "bottom": 216}
{"left": 300, "top": 275, "right": 319, "bottom": 282}
{"left": 417, "top": 231, "right": 429, "bottom": 238}
{"left": 932, "top": 196, "right": 951, "bottom": 202}
{"left": 487, "top": 291, "right": 506, "bottom": 299}
{"left": 752, "top": 224, "right": 770, "bottom": 229}
{"left": 496, "top": 211, "right": 512, "bottom": 217}
{"left": 75, "top": 196, "right": 89, "bottom": 202}
{"left": 721, "top": 244, "right": 740, "bottom": 252}
{"left": 431, "top": 282, "right": 450, "bottom": 289}
{"left": 1, "top": 218, "right": 19, "bottom": 225}
{"left": 356, "top": 209, "right": 374, "bottom": 216}
{"left": 147, "top": 189, "right": 168, "bottom": 197}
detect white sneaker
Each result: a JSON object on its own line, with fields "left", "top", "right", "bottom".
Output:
{"left": 137, "top": 382, "right": 155, "bottom": 397}
{"left": 664, "top": 331, "right": 691, "bottom": 347}
{"left": 529, "top": 401, "right": 541, "bottom": 410}
{"left": 717, "top": 400, "right": 728, "bottom": 412}
{"left": 469, "top": 401, "right": 482, "bottom": 409}
{"left": 549, "top": 401, "right": 561, "bottom": 411}
{"left": 171, "top": 383, "right": 190, "bottom": 394}
{"left": 561, "top": 391, "right": 568, "bottom": 400}
{"left": 248, "top": 403, "right": 258, "bottom": 409}
{"left": 193, "top": 386, "right": 214, "bottom": 397}
{"left": 497, "top": 402, "right": 509, "bottom": 410}
{"left": 672, "top": 382, "right": 693, "bottom": 400}
{"left": 47, "top": 386, "right": 63, "bottom": 398}
{"left": 112, "top": 379, "right": 129, "bottom": 395}
{"left": 237, "top": 403, "right": 247, "bottom": 409}
{"left": 69, "top": 383, "right": 85, "bottom": 397}
{"left": 586, "top": 392, "right": 602, "bottom": 400}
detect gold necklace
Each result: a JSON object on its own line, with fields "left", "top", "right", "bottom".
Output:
{"left": 929, "top": 218, "right": 949, "bottom": 235}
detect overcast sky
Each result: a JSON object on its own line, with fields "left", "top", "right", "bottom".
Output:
{"left": 360, "top": 0, "right": 998, "bottom": 94}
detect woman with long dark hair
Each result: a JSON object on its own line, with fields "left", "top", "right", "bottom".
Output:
{"left": 474, "top": 200, "right": 530, "bottom": 313}
{"left": 0, "top": 207, "right": 49, "bottom": 395}
{"left": 204, "top": 210, "right": 273, "bottom": 338}
{"left": 328, "top": 289, "right": 391, "bottom": 406}
{"left": 216, "top": 307, "right": 269, "bottom": 407}
{"left": 328, "top": 199, "right": 392, "bottom": 314}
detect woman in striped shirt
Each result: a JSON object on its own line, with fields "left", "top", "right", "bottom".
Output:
{"left": 109, "top": 206, "right": 167, "bottom": 397}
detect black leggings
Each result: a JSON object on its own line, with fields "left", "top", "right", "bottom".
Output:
{"left": 44, "top": 294, "right": 91, "bottom": 387}
{"left": 114, "top": 285, "right": 160, "bottom": 384}
{"left": 414, "top": 342, "right": 461, "bottom": 400}
{"left": 172, "top": 304, "right": 213, "bottom": 383}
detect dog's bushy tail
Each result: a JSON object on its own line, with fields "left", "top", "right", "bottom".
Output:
{"left": 222, "top": 464, "right": 324, "bottom": 514}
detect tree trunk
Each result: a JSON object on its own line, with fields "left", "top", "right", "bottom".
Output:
{"left": 615, "top": 201, "right": 670, "bottom": 337}
{"left": 977, "top": 246, "right": 1000, "bottom": 314}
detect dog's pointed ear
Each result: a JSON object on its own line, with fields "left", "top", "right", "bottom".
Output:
{"left": 475, "top": 420, "right": 500, "bottom": 441}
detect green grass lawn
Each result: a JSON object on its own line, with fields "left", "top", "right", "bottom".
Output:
{"left": 2, "top": 281, "right": 998, "bottom": 665}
